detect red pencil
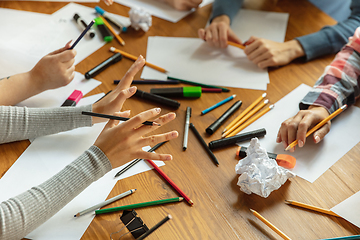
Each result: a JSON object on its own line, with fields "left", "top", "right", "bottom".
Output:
{"left": 146, "top": 159, "right": 194, "bottom": 206}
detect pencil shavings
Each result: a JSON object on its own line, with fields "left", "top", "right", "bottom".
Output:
{"left": 235, "top": 138, "right": 295, "bottom": 198}
{"left": 129, "top": 8, "right": 152, "bottom": 32}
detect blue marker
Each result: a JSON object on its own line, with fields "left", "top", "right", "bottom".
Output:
{"left": 201, "top": 95, "right": 236, "bottom": 115}
{"left": 95, "top": 6, "right": 127, "bottom": 32}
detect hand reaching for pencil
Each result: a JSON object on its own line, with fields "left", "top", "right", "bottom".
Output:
{"left": 276, "top": 106, "right": 331, "bottom": 152}
{"left": 94, "top": 108, "right": 178, "bottom": 168}
{"left": 198, "top": 15, "right": 242, "bottom": 49}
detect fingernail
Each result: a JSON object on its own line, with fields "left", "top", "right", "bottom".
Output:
{"left": 124, "top": 110, "right": 131, "bottom": 114}
{"left": 155, "top": 108, "right": 161, "bottom": 113}
{"left": 172, "top": 131, "right": 178, "bottom": 137}
{"left": 282, "top": 141, "right": 287, "bottom": 149}
{"left": 276, "top": 136, "right": 281, "bottom": 143}
{"left": 314, "top": 135, "right": 320, "bottom": 143}
{"left": 298, "top": 140, "right": 304, "bottom": 148}
{"left": 290, "top": 147, "right": 295, "bottom": 153}
{"left": 168, "top": 113, "right": 176, "bottom": 120}
{"left": 129, "top": 86, "right": 136, "bottom": 93}
{"left": 166, "top": 155, "right": 172, "bottom": 160}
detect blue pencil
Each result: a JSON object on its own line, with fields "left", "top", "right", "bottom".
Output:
{"left": 320, "top": 235, "right": 360, "bottom": 240}
{"left": 201, "top": 95, "right": 236, "bottom": 115}
{"left": 70, "top": 20, "right": 95, "bottom": 49}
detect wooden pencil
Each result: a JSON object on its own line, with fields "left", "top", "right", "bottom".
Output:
{"left": 110, "top": 47, "right": 167, "bottom": 73}
{"left": 285, "top": 200, "right": 341, "bottom": 217}
{"left": 99, "top": 16, "right": 125, "bottom": 46}
{"left": 285, "top": 105, "right": 347, "bottom": 150}
{"left": 250, "top": 209, "right": 292, "bottom": 240}
{"left": 228, "top": 41, "right": 246, "bottom": 50}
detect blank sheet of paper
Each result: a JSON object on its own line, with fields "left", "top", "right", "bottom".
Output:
{"left": 114, "top": 0, "right": 213, "bottom": 23}
{"left": 331, "top": 190, "right": 360, "bottom": 229}
{"left": 236, "top": 84, "right": 360, "bottom": 183}
{"left": 0, "top": 123, "right": 164, "bottom": 240}
{"left": 141, "top": 37, "right": 269, "bottom": 90}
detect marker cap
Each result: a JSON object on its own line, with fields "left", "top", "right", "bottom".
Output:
{"left": 95, "top": 6, "right": 105, "bottom": 15}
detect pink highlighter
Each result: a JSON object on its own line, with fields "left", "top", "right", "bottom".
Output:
{"left": 61, "top": 90, "right": 83, "bottom": 107}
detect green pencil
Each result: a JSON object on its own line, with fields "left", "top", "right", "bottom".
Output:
{"left": 95, "top": 197, "right": 183, "bottom": 215}
{"left": 167, "top": 76, "right": 230, "bottom": 92}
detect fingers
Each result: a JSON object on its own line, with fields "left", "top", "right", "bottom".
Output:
{"left": 228, "top": 29, "right": 242, "bottom": 45}
{"left": 198, "top": 28, "right": 206, "bottom": 40}
{"left": 313, "top": 122, "right": 331, "bottom": 144}
{"left": 134, "top": 112, "right": 176, "bottom": 137}
{"left": 57, "top": 49, "right": 77, "bottom": 63}
{"left": 111, "top": 86, "right": 137, "bottom": 108}
{"left": 139, "top": 131, "right": 179, "bottom": 154}
{"left": 218, "top": 25, "right": 229, "bottom": 48}
{"left": 49, "top": 40, "right": 72, "bottom": 55}
{"left": 116, "top": 55, "right": 145, "bottom": 92}
{"left": 123, "top": 108, "right": 162, "bottom": 130}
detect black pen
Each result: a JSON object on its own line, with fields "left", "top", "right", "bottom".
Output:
{"left": 190, "top": 123, "right": 219, "bottom": 166}
{"left": 183, "top": 107, "right": 191, "bottom": 150}
{"left": 114, "top": 141, "right": 168, "bottom": 177}
{"left": 69, "top": 19, "right": 95, "bottom": 49}
{"left": 81, "top": 111, "right": 160, "bottom": 126}
{"left": 114, "top": 79, "right": 180, "bottom": 84}
{"left": 73, "top": 13, "right": 95, "bottom": 38}
{"left": 134, "top": 89, "right": 181, "bottom": 109}
{"left": 85, "top": 52, "right": 122, "bottom": 79}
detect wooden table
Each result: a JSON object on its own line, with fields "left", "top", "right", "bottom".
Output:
{"left": 1, "top": 1, "right": 360, "bottom": 239}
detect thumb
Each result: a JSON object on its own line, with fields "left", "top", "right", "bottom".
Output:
{"left": 244, "top": 36, "right": 257, "bottom": 46}
{"left": 228, "top": 30, "right": 242, "bottom": 45}
{"left": 49, "top": 40, "right": 72, "bottom": 55}
{"left": 313, "top": 122, "right": 331, "bottom": 144}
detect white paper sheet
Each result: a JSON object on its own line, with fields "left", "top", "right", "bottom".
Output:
{"left": 331, "top": 190, "right": 360, "bottom": 229}
{"left": 114, "top": 0, "right": 213, "bottom": 23}
{"left": 236, "top": 84, "right": 360, "bottom": 183}
{"left": 2, "top": 0, "right": 99, "bottom": 2}
{"left": 16, "top": 72, "right": 101, "bottom": 108}
{"left": 0, "top": 121, "right": 165, "bottom": 240}
{"left": 141, "top": 36, "right": 269, "bottom": 90}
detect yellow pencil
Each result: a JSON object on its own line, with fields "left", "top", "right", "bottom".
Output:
{"left": 250, "top": 209, "right": 292, "bottom": 240}
{"left": 228, "top": 41, "right": 246, "bottom": 50}
{"left": 99, "top": 16, "right": 125, "bottom": 46}
{"left": 227, "top": 104, "right": 274, "bottom": 138}
{"left": 285, "top": 200, "right": 341, "bottom": 217}
{"left": 223, "top": 93, "right": 266, "bottom": 134}
{"left": 110, "top": 47, "right": 167, "bottom": 73}
{"left": 223, "top": 99, "right": 269, "bottom": 138}
{"left": 285, "top": 104, "right": 347, "bottom": 151}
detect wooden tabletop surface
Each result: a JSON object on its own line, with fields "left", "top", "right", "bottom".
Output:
{"left": 1, "top": 0, "right": 360, "bottom": 239}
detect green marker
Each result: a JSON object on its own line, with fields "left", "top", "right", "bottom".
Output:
{"left": 150, "top": 87, "right": 202, "bottom": 98}
{"left": 94, "top": 17, "right": 113, "bottom": 42}
{"left": 95, "top": 197, "right": 183, "bottom": 215}
{"left": 167, "top": 76, "right": 230, "bottom": 92}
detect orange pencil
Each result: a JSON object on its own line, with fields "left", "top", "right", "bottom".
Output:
{"left": 285, "top": 200, "right": 341, "bottom": 217}
{"left": 223, "top": 93, "right": 266, "bottom": 133}
{"left": 227, "top": 104, "right": 274, "bottom": 138}
{"left": 99, "top": 16, "right": 125, "bottom": 46}
{"left": 228, "top": 41, "right": 246, "bottom": 50}
{"left": 110, "top": 47, "right": 167, "bottom": 73}
{"left": 223, "top": 99, "right": 269, "bottom": 138}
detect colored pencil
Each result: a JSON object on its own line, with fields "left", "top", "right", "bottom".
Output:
{"left": 99, "top": 16, "right": 125, "bottom": 46}
{"left": 222, "top": 99, "right": 269, "bottom": 138}
{"left": 95, "top": 197, "right": 183, "bottom": 215}
{"left": 223, "top": 93, "right": 266, "bottom": 133}
{"left": 136, "top": 214, "right": 172, "bottom": 240}
{"left": 81, "top": 111, "right": 160, "bottom": 126}
{"left": 190, "top": 123, "right": 219, "bottom": 166}
{"left": 114, "top": 141, "right": 167, "bottom": 178}
{"left": 74, "top": 189, "right": 136, "bottom": 217}
{"left": 320, "top": 235, "right": 360, "bottom": 240}
{"left": 201, "top": 95, "right": 236, "bottom": 115}
{"left": 114, "top": 79, "right": 179, "bottom": 84}
{"left": 110, "top": 47, "right": 167, "bottom": 73}
{"left": 250, "top": 209, "right": 292, "bottom": 240}
{"left": 285, "top": 200, "right": 341, "bottom": 217}
{"left": 167, "top": 76, "right": 230, "bottom": 92}
{"left": 70, "top": 20, "right": 95, "bottom": 49}
{"left": 227, "top": 104, "right": 274, "bottom": 138}
{"left": 285, "top": 104, "right": 347, "bottom": 151}
{"left": 146, "top": 159, "right": 194, "bottom": 205}
{"left": 227, "top": 41, "right": 246, "bottom": 50}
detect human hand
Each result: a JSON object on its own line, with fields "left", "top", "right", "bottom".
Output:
{"left": 94, "top": 108, "right": 178, "bottom": 168}
{"left": 244, "top": 37, "right": 305, "bottom": 68}
{"left": 29, "top": 41, "right": 76, "bottom": 92}
{"left": 164, "top": 0, "right": 202, "bottom": 11}
{"left": 92, "top": 56, "right": 146, "bottom": 124}
{"left": 276, "top": 106, "right": 330, "bottom": 152}
{"left": 103, "top": 0, "right": 114, "bottom": 5}
{"left": 198, "top": 15, "right": 242, "bottom": 48}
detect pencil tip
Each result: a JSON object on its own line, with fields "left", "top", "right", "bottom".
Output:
{"left": 250, "top": 209, "right": 255, "bottom": 213}
{"left": 188, "top": 200, "right": 194, "bottom": 205}
{"left": 284, "top": 200, "right": 291, "bottom": 204}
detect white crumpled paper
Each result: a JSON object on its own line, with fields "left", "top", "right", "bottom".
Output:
{"left": 128, "top": 8, "right": 152, "bottom": 32}
{"left": 235, "top": 138, "right": 295, "bottom": 198}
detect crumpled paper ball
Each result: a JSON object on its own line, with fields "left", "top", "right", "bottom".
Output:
{"left": 235, "top": 138, "right": 295, "bottom": 198}
{"left": 128, "top": 7, "right": 152, "bottom": 32}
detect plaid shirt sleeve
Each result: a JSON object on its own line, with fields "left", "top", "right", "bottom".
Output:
{"left": 300, "top": 27, "right": 360, "bottom": 114}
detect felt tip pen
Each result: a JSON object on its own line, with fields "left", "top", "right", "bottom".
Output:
{"left": 95, "top": 6, "right": 127, "bottom": 32}
{"left": 61, "top": 90, "right": 83, "bottom": 107}
{"left": 85, "top": 52, "right": 122, "bottom": 79}
{"left": 69, "top": 20, "right": 95, "bottom": 49}
{"left": 134, "top": 89, "right": 180, "bottom": 109}
{"left": 151, "top": 87, "right": 202, "bottom": 98}
{"left": 94, "top": 17, "right": 113, "bottom": 42}
{"left": 201, "top": 95, "right": 236, "bottom": 115}
{"left": 183, "top": 107, "right": 191, "bottom": 151}
{"left": 114, "top": 79, "right": 180, "bottom": 84}
{"left": 73, "top": 13, "right": 95, "bottom": 38}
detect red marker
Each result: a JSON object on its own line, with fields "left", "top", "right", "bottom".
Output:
{"left": 61, "top": 90, "right": 83, "bottom": 107}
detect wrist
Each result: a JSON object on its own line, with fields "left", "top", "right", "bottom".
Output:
{"left": 286, "top": 39, "right": 305, "bottom": 60}
{"left": 212, "top": 15, "right": 230, "bottom": 26}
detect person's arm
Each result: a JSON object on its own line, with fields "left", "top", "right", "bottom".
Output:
{"left": 210, "top": 0, "right": 243, "bottom": 23}
{"left": 161, "top": 0, "right": 203, "bottom": 11}
{"left": 276, "top": 27, "right": 360, "bottom": 151}
{"left": 296, "top": 0, "right": 360, "bottom": 61}
{"left": 0, "top": 42, "right": 76, "bottom": 106}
